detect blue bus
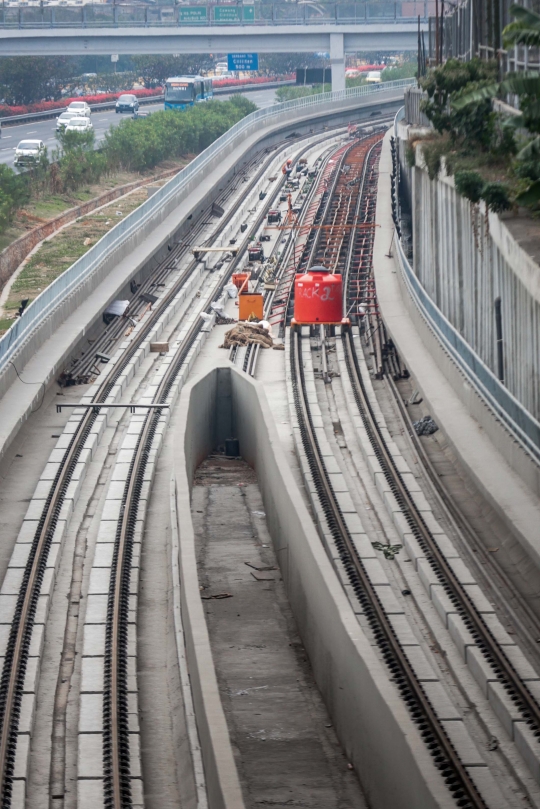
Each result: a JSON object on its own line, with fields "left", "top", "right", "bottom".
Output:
{"left": 164, "top": 76, "right": 213, "bottom": 110}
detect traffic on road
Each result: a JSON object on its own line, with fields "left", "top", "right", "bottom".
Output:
{"left": 0, "top": 87, "right": 278, "bottom": 167}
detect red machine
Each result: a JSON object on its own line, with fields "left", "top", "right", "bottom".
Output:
{"left": 293, "top": 267, "right": 343, "bottom": 324}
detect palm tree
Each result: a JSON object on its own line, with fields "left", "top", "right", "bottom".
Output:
{"left": 452, "top": 5, "right": 540, "bottom": 117}
{"left": 503, "top": 5, "right": 540, "bottom": 49}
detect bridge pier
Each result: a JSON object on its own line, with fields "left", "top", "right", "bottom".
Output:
{"left": 330, "top": 33, "right": 345, "bottom": 93}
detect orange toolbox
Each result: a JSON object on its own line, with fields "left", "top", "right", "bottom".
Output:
{"left": 239, "top": 293, "right": 264, "bottom": 321}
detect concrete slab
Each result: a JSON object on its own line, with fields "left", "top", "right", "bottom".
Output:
{"left": 466, "top": 766, "right": 508, "bottom": 809}
{"left": 487, "top": 681, "right": 522, "bottom": 739}
{"left": 80, "top": 693, "right": 104, "bottom": 733}
{"left": 403, "top": 646, "right": 439, "bottom": 682}
{"left": 81, "top": 656, "right": 104, "bottom": 693}
{"left": 84, "top": 594, "right": 108, "bottom": 624}
{"left": 13, "top": 733, "right": 30, "bottom": 779}
{"left": 77, "top": 778, "right": 104, "bottom": 809}
{"left": 78, "top": 733, "right": 103, "bottom": 778}
{"left": 447, "top": 614, "right": 477, "bottom": 661}
{"left": 466, "top": 647, "right": 498, "bottom": 697}
{"left": 514, "top": 721, "right": 540, "bottom": 785}
{"left": 440, "top": 721, "right": 485, "bottom": 766}
{"left": 88, "top": 567, "right": 111, "bottom": 596}
{"left": 421, "top": 682, "right": 461, "bottom": 721}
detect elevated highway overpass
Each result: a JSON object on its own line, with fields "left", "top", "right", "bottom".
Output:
{"left": 0, "top": 3, "right": 427, "bottom": 90}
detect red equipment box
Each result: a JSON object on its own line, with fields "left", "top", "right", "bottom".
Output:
{"left": 294, "top": 268, "right": 343, "bottom": 324}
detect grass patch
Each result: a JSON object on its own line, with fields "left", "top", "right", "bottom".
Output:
{"left": 0, "top": 159, "right": 187, "bottom": 254}
{"left": 0, "top": 185, "right": 148, "bottom": 335}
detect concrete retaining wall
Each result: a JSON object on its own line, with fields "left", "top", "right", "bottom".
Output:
{"left": 408, "top": 152, "right": 540, "bottom": 426}
{"left": 172, "top": 363, "right": 451, "bottom": 809}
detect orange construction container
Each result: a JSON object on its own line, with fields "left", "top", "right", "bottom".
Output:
{"left": 239, "top": 293, "right": 264, "bottom": 321}
{"left": 294, "top": 268, "right": 343, "bottom": 324}
{"left": 232, "top": 272, "right": 250, "bottom": 291}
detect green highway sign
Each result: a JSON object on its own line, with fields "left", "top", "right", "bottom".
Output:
{"left": 178, "top": 6, "right": 208, "bottom": 23}
{"left": 214, "top": 5, "right": 255, "bottom": 22}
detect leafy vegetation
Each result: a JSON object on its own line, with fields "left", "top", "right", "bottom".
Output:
{"left": 104, "top": 96, "right": 256, "bottom": 172}
{"left": 0, "top": 96, "right": 256, "bottom": 237}
{"left": 0, "top": 165, "right": 29, "bottom": 232}
{"left": 381, "top": 62, "right": 417, "bottom": 82}
{"left": 415, "top": 12, "right": 540, "bottom": 213}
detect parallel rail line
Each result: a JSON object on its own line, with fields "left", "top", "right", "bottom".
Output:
{"left": 290, "top": 326, "right": 487, "bottom": 809}
{"left": 0, "top": 133, "right": 297, "bottom": 808}
{"left": 284, "top": 135, "right": 488, "bottom": 807}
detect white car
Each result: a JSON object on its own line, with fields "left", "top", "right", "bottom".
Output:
{"left": 65, "top": 117, "right": 93, "bottom": 133}
{"left": 56, "top": 110, "right": 80, "bottom": 131}
{"left": 67, "top": 101, "right": 91, "bottom": 118}
{"left": 14, "top": 140, "right": 46, "bottom": 167}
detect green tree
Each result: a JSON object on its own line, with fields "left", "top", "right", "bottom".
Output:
{"left": 420, "top": 58, "right": 498, "bottom": 149}
{"left": 103, "top": 96, "right": 256, "bottom": 172}
{"left": 0, "top": 57, "right": 72, "bottom": 105}
{"left": 0, "top": 164, "right": 29, "bottom": 232}
{"left": 382, "top": 63, "right": 417, "bottom": 82}
{"left": 131, "top": 55, "right": 213, "bottom": 87}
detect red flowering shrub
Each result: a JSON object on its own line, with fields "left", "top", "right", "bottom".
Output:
{"left": 0, "top": 87, "right": 163, "bottom": 118}
{"left": 0, "top": 77, "right": 293, "bottom": 118}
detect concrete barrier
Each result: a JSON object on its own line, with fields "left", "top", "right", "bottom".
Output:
{"left": 172, "top": 363, "right": 452, "bottom": 809}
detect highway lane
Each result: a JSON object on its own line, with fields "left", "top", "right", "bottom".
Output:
{"left": 0, "top": 86, "right": 278, "bottom": 167}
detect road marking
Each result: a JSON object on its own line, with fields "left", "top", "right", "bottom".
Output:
{"left": 2, "top": 135, "right": 11, "bottom": 139}
{"left": 26, "top": 130, "right": 37, "bottom": 134}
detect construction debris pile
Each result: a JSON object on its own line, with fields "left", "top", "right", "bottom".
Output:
{"left": 220, "top": 322, "right": 274, "bottom": 349}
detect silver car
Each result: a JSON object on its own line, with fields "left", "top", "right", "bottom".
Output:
{"left": 14, "top": 139, "right": 46, "bottom": 167}
{"left": 56, "top": 110, "right": 79, "bottom": 131}
{"left": 67, "top": 101, "right": 91, "bottom": 118}
{"left": 65, "top": 116, "right": 93, "bottom": 133}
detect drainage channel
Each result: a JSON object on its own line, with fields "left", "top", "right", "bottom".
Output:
{"left": 192, "top": 453, "right": 369, "bottom": 809}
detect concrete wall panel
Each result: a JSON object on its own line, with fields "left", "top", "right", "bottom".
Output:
{"left": 172, "top": 363, "right": 452, "bottom": 809}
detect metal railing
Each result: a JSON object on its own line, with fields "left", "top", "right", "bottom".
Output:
{"left": 393, "top": 109, "right": 540, "bottom": 462}
{"left": 0, "top": 2, "right": 429, "bottom": 28}
{"left": 0, "top": 79, "right": 413, "bottom": 377}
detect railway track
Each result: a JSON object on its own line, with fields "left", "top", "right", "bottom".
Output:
{"left": 289, "top": 326, "right": 487, "bottom": 809}
{"left": 284, "top": 131, "right": 540, "bottom": 807}
{"left": 0, "top": 130, "right": 325, "bottom": 808}
{"left": 236, "top": 123, "right": 391, "bottom": 376}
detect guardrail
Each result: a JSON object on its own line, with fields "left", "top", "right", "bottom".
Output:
{"left": 392, "top": 108, "right": 540, "bottom": 463}
{"left": 0, "top": 78, "right": 413, "bottom": 378}
{"left": 0, "top": 80, "right": 293, "bottom": 126}
{"left": 0, "top": 2, "right": 429, "bottom": 28}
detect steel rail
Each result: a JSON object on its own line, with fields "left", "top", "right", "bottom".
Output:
{"left": 290, "top": 326, "right": 486, "bottom": 809}
{"left": 102, "top": 133, "right": 303, "bottom": 808}
{"left": 384, "top": 369, "right": 540, "bottom": 659}
{"left": 341, "top": 143, "right": 540, "bottom": 740}
{"left": 0, "top": 133, "right": 296, "bottom": 809}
